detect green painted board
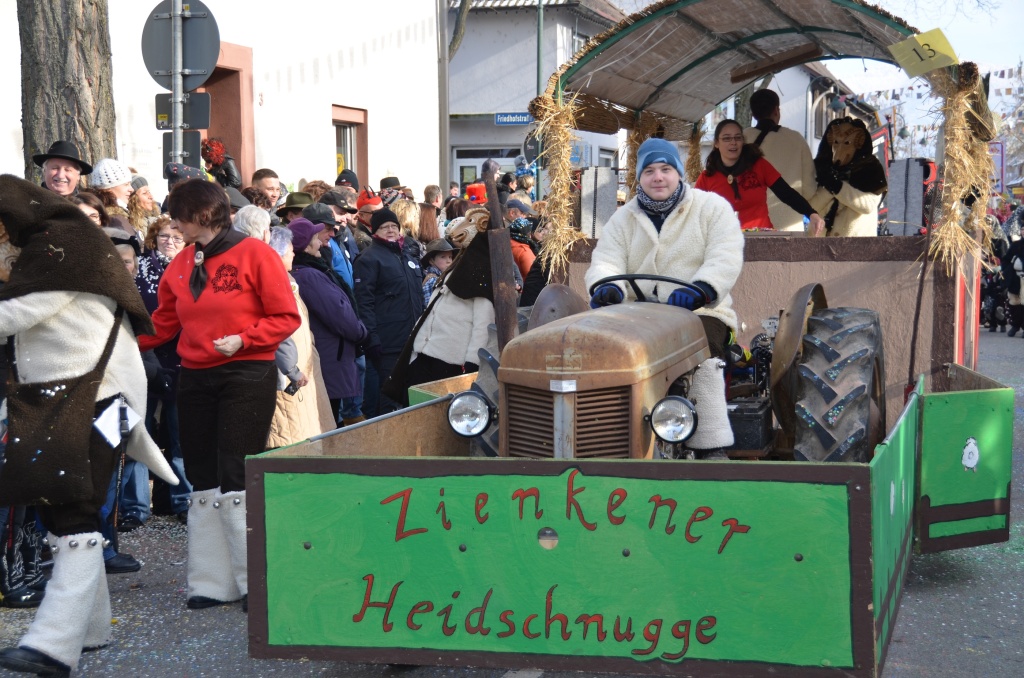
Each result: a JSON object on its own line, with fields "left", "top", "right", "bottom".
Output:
{"left": 869, "top": 382, "right": 920, "bottom": 665}
{"left": 918, "top": 385, "right": 1013, "bottom": 548}
{"left": 262, "top": 465, "right": 858, "bottom": 668}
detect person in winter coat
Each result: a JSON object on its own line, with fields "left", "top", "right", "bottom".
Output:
{"left": 0, "top": 175, "right": 178, "bottom": 677}
{"left": 135, "top": 217, "right": 192, "bottom": 523}
{"left": 808, "top": 117, "right": 887, "bottom": 237}
{"left": 289, "top": 218, "right": 368, "bottom": 424}
{"left": 138, "top": 179, "right": 300, "bottom": 612}
{"left": 353, "top": 207, "right": 424, "bottom": 417}
{"left": 200, "top": 138, "right": 242, "bottom": 189}
{"left": 744, "top": 89, "right": 818, "bottom": 232}
{"left": 1000, "top": 236, "right": 1024, "bottom": 336}
{"left": 264, "top": 226, "right": 336, "bottom": 445}
{"left": 405, "top": 229, "right": 496, "bottom": 389}
{"left": 585, "top": 138, "right": 744, "bottom": 460}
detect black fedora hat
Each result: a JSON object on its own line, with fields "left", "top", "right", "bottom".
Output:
{"left": 32, "top": 140, "right": 93, "bottom": 175}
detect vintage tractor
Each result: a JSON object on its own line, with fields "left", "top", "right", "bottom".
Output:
{"left": 445, "top": 276, "right": 886, "bottom": 464}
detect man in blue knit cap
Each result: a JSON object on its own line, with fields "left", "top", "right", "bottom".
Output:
{"left": 584, "top": 137, "right": 744, "bottom": 459}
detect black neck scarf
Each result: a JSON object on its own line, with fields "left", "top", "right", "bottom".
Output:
{"left": 189, "top": 227, "right": 246, "bottom": 300}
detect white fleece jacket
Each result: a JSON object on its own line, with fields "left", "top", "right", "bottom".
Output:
{"left": 412, "top": 285, "right": 495, "bottom": 367}
{"left": 0, "top": 291, "right": 177, "bottom": 485}
{"left": 809, "top": 183, "right": 882, "bottom": 237}
{"left": 744, "top": 125, "right": 817, "bottom": 232}
{"left": 585, "top": 188, "right": 745, "bottom": 331}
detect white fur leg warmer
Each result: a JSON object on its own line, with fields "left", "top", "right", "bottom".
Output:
{"left": 687, "top": 358, "right": 734, "bottom": 450}
{"left": 82, "top": 559, "right": 112, "bottom": 650}
{"left": 20, "top": 532, "right": 105, "bottom": 670}
{"left": 187, "top": 489, "right": 241, "bottom": 603}
{"left": 217, "top": 490, "right": 248, "bottom": 597}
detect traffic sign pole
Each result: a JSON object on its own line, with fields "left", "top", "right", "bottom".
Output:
{"left": 171, "top": 0, "right": 184, "bottom": 164}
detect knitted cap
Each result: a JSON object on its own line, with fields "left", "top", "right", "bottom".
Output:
{"left": 335, "top": 169, "right": 359, "bottom": 191}
{"left": 636, "top": 138, "right": 684, "bottom": 180}
{"left": 288, "top": 217, "right": 324, "bottom": 252}
{"left": 370, "top": 208, "right": 399, "bottom": 233}
{"left": 356, "top": 189, "right": 382, "bottom": 210}
{"left": 89, "top": 159, "right": 132, "bottom": 189}
{"left": 130, "top": 174, "right": 148, "bottom": 192}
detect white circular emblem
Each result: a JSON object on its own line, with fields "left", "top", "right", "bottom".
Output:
{"left": 408, "top": 261, "right": 417, "bottom": 269}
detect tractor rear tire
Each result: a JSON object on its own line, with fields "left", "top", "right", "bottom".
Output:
{"left": 793, "top": 308, "right": 885, "bottom": 463}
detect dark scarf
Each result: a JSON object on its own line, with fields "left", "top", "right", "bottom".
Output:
{"left": 754, "top": 119, "right": 781, "bottom": 133}
{"left": 442, "top": 232, "right": 494, "bottom": 303}
{"left": 0, "top": 174, "right": 153, "bottom": 335}
{"left": 189, "top": 227, "right": 246, "bottom": 300}
{"left": 293, "top": 250, "right": 357, "bottom": 309}
{"left": 705, "top": 145, "right": 762, "bottom": 201}
{"left": 637, "top": 182, "right": 685, "bottom": 231}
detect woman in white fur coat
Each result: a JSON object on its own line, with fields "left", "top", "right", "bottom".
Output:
{"left": 0, "top": 175, "right": 178, "bottom": 677}
{"left": 585, "top": 138, "right": 744, "bottom": 459}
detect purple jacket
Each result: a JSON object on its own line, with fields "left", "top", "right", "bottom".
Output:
{"left": 291, "top": 264, "right": 368, "bottom": 399}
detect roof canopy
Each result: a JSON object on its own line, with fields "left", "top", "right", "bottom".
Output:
{"left": 547, "top": 0, "right": 919, "bottom": 136}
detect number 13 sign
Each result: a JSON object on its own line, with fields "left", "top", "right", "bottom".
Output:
{"left": 888, "top": 29, "right": 959, "bottom": 78}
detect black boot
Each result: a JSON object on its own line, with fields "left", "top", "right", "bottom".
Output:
{"left": 1008, "top": 305, "right": 1023, "bottom": 337}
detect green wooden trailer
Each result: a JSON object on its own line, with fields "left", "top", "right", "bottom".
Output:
{"left": 247, "top": 2, "right": 1011, "bottom": 675}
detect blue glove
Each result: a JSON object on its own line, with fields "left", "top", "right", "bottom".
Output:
{"left": 666, "top": 282, "right": 715, "bottom": 311}
{"left": 590, "top": 283, "right": 624, "bottom": 309}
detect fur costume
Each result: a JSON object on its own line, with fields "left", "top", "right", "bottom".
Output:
{"left": 808, "top": 118, "right": 887, "bottom": 237}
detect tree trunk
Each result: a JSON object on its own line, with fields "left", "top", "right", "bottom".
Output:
{"left": 448, "top": 0, "right": 472, "bottom": 61}
{"left": 17, "top": 0, "right": 118, "bottom": 182}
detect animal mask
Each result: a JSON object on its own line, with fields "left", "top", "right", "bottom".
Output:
{"left": 826, "top": 121, "right": 868, "bottom": 168}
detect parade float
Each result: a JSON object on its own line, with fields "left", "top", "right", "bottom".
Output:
{"left": 247, "top": 2, "right": 1012, "bottom": 676}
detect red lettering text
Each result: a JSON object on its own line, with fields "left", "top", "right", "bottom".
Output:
{"left": 719, "top": 519, "right": 750, "bottom": 553}
{"left": 523, "top": 614, "right": 541, "bottom": 639}
{"left": 613, "top": 615, "right": 635, "bottom": 642}
{"left": 406, "top": 601, "right": 433, "bottom": 630}
{"left": 565, "top": 469, "right": 597, "bottom": 531}
{"left": 380, "top": 488, "right": 428, "bottom": 541}
{"left": 436, "top": 591, "right": 460, "bottom": 637}
{"left": 647, "top": 495, "right": 678, "bottom": 534}
{"left": 632, "top": 618, "right": 663, "bottom": 656}
{"left": 464, "top": 589, "right": 493, "bottom": 636}
{"left": 352, "top": 574, "right": 401, "bottom": 631}
{"left": 512, "top": 487, "right": 543, "bottom": 520}
{"left": 436, "top": 488, "right": 452, "bottom": 530}
{"left": 696, "top": 615, "right": 718, "bottom": 643}
{"left": 576, "top": 614, "right": 607, "bottom": 641}
{"left": 607, "top": 488, "right": 627, "bottom": 525}
{"left": 497, "top": 610, "right": 516, "bottom": 638}
{"left": 662, "top": 619, "right": 690, "bottom": 660}
{"left": 544, "top": 585, "right": 571, "bottom": 640}
{"left": 685, "top": 506, "right": 713, "bottom": 543}
{"left": 475, "top": 493, "right": 489, "bottom": 524}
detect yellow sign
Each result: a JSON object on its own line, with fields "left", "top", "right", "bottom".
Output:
{"left": 888, "top": 29, "right": 958, "bottom": 78}
{"left": 1012, "top": 187, "right": 1024, "bottom": 198}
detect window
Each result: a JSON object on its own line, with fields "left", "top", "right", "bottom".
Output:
{"left": 331, "top": 105, "right": 367, "bottom": 185}
{"left": 335, "top": 124, "right": 356, "bottom": 176}
{"left": 598, "top": 148, "right": 617, "bottom": 168}
{"left": 573, "top": 32, "right": 590, "bottom": 56}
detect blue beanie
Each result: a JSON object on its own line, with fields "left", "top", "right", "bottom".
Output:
{"left": 636, "top": 138, "right": 684, "bottom": 180}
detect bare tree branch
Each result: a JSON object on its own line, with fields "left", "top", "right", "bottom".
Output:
{"left": 449, "top": 0, "right": 473, "bottom": 62}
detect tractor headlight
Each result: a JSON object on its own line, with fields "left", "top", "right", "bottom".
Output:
{"left": 649, "top": 396, "right": 698, "bottom": 443}
{"left": 447, "top": 391, "right": 492, "bottom": 437}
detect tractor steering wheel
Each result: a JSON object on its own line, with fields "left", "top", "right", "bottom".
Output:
{"left": 588, "top": 274, "right": 705, "bottom": 304}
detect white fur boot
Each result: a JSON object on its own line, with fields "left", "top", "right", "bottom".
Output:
{"left": 687, "top": 358, "right": 735, "bottom": 451}
{"left": 19, "top": 532, "right": 105, "bottom": 671}
{"left": 217, "top": 490, "right": 248, "bottom": 598}
{"left": 187, "top": 489, "right": 241, "bottom": 607}
{"left": 82, "top": 556, "right": 112, "bottom": 650}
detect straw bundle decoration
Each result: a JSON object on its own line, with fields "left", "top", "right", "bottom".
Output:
{"left": 928, "top": 64, "right": 994, "bottom": 274}
{"left": 529, "top": 93, "right": 587, "bottom": 278}
{"left": 685, "top": 120, "right": 705, "bottom": 185}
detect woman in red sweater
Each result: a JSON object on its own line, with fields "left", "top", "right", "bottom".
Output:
{"left": 138, "top": 179, "right": 299, "bottom": 611}
{"left": 696, "top": 119, "right": 825, "bottom": 234}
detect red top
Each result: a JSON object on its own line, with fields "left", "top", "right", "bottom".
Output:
{"left": 138, "top": 237, "right": 301, "bottom": 369}
{"left": 695, "top": 157, "right": 781, "bottom": 230}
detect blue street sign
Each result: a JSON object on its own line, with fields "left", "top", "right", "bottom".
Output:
{"left": 495, "top": 112, "right": 535, "bottom": 126}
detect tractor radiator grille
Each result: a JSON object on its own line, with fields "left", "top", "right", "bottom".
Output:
{"left": 506, "top": 385, "right": 554, "bottom": 458}
{"left": 575, "top": 387, "right": 631, "bottom": 458}
{"left": 505, "top": 384, "right": 630, "bottom": 458}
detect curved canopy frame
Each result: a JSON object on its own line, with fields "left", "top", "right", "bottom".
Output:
{"left": 545, "top": 0, "right": 920, "bottom": 135}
